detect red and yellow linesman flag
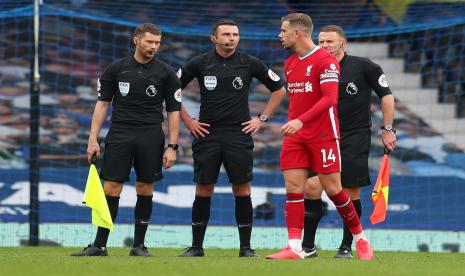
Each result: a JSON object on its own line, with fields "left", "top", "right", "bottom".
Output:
{"left": 370, "top": 153, "right": 390, "bottom": 224}
{"left": 82, "top": 161, "right": 114, "bottom": 231}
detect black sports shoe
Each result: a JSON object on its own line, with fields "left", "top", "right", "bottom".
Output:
{"left": 129, "top": 244, "right": 153, "bottom": 257}
{"left": 178, "top": 246, "right": 204, "bottom": 257}
{"left": 71, "top": 244, "right": 108, "bottom": 256}
{"left": 239, "top": 247, "right": 260, "bottom": 257}
{"left": 334, "top": 245, "right": 353, "bottom": 259}
{"left": 302, "top": 247, "right": 318, "bottom": 258}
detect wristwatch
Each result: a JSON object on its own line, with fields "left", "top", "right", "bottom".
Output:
{"left": 167, "top": 144, "right": 178, "bottom": 151}
{"left": 381, "top": 124, "right": 396, "bottom": 133}
{"left": 258, "top": 113, "right": 269, "bottom": 122}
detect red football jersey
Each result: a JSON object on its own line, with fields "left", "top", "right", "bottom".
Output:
{"left": 284, "top": 46, "right": 340, "bottom": 142}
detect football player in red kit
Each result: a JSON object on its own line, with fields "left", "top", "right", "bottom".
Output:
{"left": 266, "top": 13, "right": 373, "bottom": 260}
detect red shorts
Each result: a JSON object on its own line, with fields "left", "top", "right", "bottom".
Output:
{"left": 280, "top": 137, "right": 341, "bottom": 173}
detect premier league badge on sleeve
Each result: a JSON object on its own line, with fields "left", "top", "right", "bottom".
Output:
{"left": 97, "top": 78, "right": 102, "bottom": 97}
{"left": 174, "top": 88, "right": 182, "bottom": 102}
{"left": 204, "top": 76, "right": 217, "bottom": 91}
{"left": 378, "top": 74, "right": 389, "bottom": 88}
{"left": 268, "top": 69, "right": 281, "bottom": 81}
{"left": 118, "top": 82, "right": 130, "bottom": 96}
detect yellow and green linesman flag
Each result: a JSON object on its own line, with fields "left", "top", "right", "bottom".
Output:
{"left": 374, "top": 0, "right": 459, "bottom": 23}
{"left": 370, "top": 153, "right": 390, "bottom": 224}
{"left": 82, "top": 163, "right": 114, "bottom": 231}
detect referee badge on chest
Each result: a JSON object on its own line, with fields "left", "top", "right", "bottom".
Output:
{"left": 232, "top": 77, "right": 243, "bottom": 89}
{"left": 346, "top": 82, "right": 358, "bottom": 95}
{"left": 146, "top": 84, "right": 157, "bottom": 97}
{"left": 204, "top": 76, "right": 217, "bottom": 91}
{"left": 118, "top": 82, "right": 130, "bottom": 96}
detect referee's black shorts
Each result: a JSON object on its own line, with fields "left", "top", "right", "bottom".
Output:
{"left": 101, "top": 125, "right": 165, "bottom": 183}
{"left": 307, "top": 128, "right": 371, "bottom": 188}
{"left": 340, "top": 128, "right": 371, "bottom": 188}
{"left": 192, "top": 126, "right": 253, "bottom": 184}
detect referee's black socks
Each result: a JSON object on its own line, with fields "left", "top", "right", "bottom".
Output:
{"left": 302, "top": 198, "right": 323, "bottom": 250}
{"left": 94, "top": 195, "right": 120, "bottom": 248}
{"left": 191, "top": 195, "right": 211, "bottom": 248}
{"left": 235, "top": 195, "right": 253, "bottom": 249}
{"left": 133, "top": 194, "right": 153, "bottom": 247}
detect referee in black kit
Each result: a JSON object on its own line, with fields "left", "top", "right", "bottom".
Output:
{"left": 71, "top": 23, "right": 181, "bottom": 257}
{"left": 301, "top": 25, "right": 397, "bottom": 259}
{"left": 177, "top": 19, "right": 286, "bottom": 257}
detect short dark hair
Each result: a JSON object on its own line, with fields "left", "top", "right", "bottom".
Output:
{"left": 212, "top": 19, "right": 238, "bottom": 35}
{"left": 320, "top": 25, "right": 346, "bottom": 39}
{"left": 281, "top": 13, "right": 313, "bottom": 34}
{"left": 133, "top": 23, "right": 161, "bottom": 38}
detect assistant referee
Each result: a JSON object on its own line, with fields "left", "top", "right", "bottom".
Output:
{"left": 71, "top": 23, "right": 181, "bottom": 257}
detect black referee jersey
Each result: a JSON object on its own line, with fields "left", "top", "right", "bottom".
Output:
{"left": 178, "top": 50, "right": 283, "bottom": 127}
{"left": 338, "top": 54, "right": 392, "bottom": 131}
{"left": 98, "top": 56, "right": 182, "bottom": 126}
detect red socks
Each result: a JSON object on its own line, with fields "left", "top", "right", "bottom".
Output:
{"left": 285, "top": 193, "right": 304, "bottom": 240}
{"left": 329, "top": 190, "right": 363, "bottom": 235}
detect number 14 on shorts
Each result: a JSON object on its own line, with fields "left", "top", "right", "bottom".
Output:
{"left": 321, "top": 148, "right": 336, "bottom": 168}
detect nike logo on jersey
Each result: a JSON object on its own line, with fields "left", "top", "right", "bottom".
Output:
{"left": 286, "top": 70, "right": 293, "bottom": 75}
{"left": 120, "top": 70, "right": 131, "bottom": 75}
{"left": 322, "top": 163, "right": 334, "bottom": 168}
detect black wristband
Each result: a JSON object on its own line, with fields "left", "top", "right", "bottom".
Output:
{"left": 167, "top": 144, "right": 178, "bottom": 151}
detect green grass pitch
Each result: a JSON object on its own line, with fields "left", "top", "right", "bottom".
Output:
{"left": 1, "top": 247, "right": 464, "bottom": 276}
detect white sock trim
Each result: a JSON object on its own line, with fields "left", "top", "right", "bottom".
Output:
{"left": 334, "top": 198, "right": 350, "bottom": 208}
{"left": 289, "top": 239, "right": 302, "bottom": 251}
{"left": 286, "top": 199, "right": 304, "bottom": 203}
{"left": 353, "top": 232, "right": 367, "bottom": 242}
